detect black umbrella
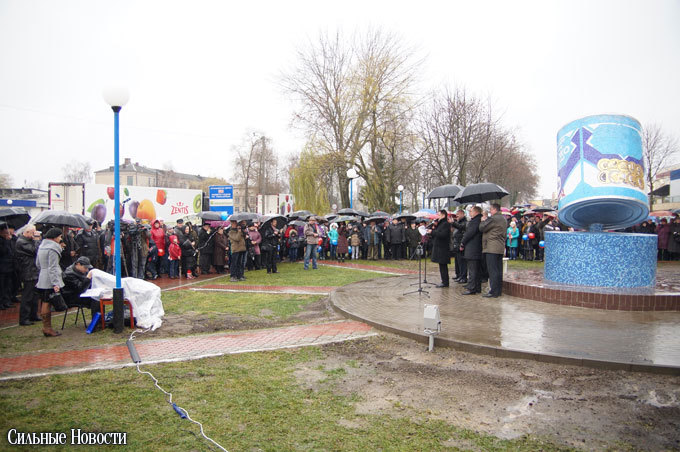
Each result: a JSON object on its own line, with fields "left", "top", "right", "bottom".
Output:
{"left": 366, "top": 216, "right": 390, "bottom": 223}
{"left": 356, "top": 210, "right": 370, "bottom": 218}
{"left": 427, "top": 184, "right": 463, "bottom": 199}
{"left": 324, "top": 213, "right": 338, "bottom": 221}
{"left": 334, "top": 215, "right": 359, "bottom": 223}
{"left": 259, "top": 214, "right": 287, "bottom": 231}
{"left": 197, "top": 211, "right": 223, "bottom": 221}
{"left": 395, "top": 214, "right": 416, "bottom": 222}
{"left": 287, "top": 210, "right": 313, "bottom": 220}
{"left": 228, "top": 212, "right": 259, "bottom": 223}
{"left": 289, "top": 220, "right": 306, "bottom": 227}
{"left": 533, "top": 207, "right": 555, "bottom": 213}
{"left": 31, "top": 210, "right": 90, "bottom": 228}
{"left": 370, "top": 210, "right": 390, "bottom": 218}
{"left": 337, "top": 208, "right": 360, "bottom": 216}
{"left": 0, "top": 207, "right": 31, "bottom": 229}
{"left": 453, "top": 183, "right": 509, "bottom": 204}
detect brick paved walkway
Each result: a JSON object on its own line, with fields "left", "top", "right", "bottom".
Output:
{"left": 331, "top": 275, "right": 680, "bottom": 374}
{"left": 0, "top": 320, "right": 376, "bottom": 380}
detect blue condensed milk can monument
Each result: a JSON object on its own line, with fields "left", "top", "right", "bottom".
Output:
{"left": 545, "top": 114, "right": 657, "bottom": 287}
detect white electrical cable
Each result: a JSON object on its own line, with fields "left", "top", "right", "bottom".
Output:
{"left": 128, "top": 329, "right": 228, "bottom": 452}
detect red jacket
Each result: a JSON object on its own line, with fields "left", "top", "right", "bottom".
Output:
{"left": 151, "top": 222, "right": 165, "bottom": 252}
{"left": 168, "top": 239, "right": 182, "bottom": 260}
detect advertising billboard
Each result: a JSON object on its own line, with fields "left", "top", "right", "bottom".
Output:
{"left": 84, "top": 184, "right": 203, "bottom": 225}
{"left": 209, "top": 185, "right": 234, "bottom": 214}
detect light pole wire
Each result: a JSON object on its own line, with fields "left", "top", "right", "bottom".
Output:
{"left": 128, "top": 329, "right": 228, "bottom": 452}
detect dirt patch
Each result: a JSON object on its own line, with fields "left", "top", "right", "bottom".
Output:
{"left": 293, "top": 335, "right": 680, "bottom": 451}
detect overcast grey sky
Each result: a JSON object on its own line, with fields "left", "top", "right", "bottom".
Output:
{"left": 1, "top": 0, "right": 678, "bottom": 199}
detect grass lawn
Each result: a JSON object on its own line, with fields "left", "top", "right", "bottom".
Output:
{"left": 506, "top": 259, "right": 545, "bottom": 271}
{"left": 162, "top": 290, "right": 322, "bottom": 318}
{"left": 200, "top": 262, "right": 387, "bottom": 287}
{"left": 0, "top": 346, "right": 567, "bottom": 451}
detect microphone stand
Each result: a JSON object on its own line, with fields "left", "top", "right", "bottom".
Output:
{"left": 404, "top": 244, "right": 429, "bottom": 297}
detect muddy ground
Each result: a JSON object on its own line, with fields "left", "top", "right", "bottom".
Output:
{"left": 295, "top": 335, "right": 680, "bottom": 451}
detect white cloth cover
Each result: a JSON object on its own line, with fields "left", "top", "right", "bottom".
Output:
{"left": 84, "top": 269, "right": 164, "bottom": 331}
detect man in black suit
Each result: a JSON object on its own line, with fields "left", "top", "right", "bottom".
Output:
{"left": 460, "top": 206, "right": 483, "bottom": 295}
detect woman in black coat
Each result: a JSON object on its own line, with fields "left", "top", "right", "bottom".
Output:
{"left": 261, "top": 219, "right": 281, "bottom": 274}
{"left": 430, "top": 210, "right": 451, "bottom": 288}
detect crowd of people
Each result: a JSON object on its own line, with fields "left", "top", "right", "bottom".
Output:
{"left": 1, "top": 208, "right": 679, "bottom": 334}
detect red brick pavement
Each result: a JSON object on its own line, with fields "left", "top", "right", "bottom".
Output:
{"left": 0, "top": 320, "right": 375, "bottom": 380}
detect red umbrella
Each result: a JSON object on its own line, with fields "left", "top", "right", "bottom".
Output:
{"left": 649, "top": 210, "right": 673, "bottom": 217}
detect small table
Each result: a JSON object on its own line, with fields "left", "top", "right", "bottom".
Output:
{"left": 99, "top": 297, "right": 135, "bottom": 331}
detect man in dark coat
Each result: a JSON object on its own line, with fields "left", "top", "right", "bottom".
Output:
{"left": 406, "top": 223, "right": 422, "bottom": 259}
{"left": 0, "top": 223, "right": 15, "bottom": 310}
{"left": 197, "top": 223, "right": 214, "bottom": 274}
{"left": 62, "top": 256, "right": 96, "bottom": 319}
{"left": 59, "top": 226, "right": 79, "bottom": 270}
{"left": 15, "top": 225, "right": 42, "bottom": 324}
{"left": 387, "top": 219, "right": 405, "bottom": 260}
{"left": 450, "top": 209, "right": 467, "bottom": 283}
{"left": 75, "top": 220, "right": 101, "bottom": 269}
{"left": 429, "top": 210, "right": 452, "bottom": 288}
{"left": 461, "top": 206, "right": 483, "bottom": 295}
{"left": 479, "top": 203, "right": 507, "bottom": 298}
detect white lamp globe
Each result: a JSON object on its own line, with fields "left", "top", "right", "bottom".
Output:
{"left": 346, "top": 168, "right": 358, "bottom": 179}
{"left": 397, "top": 185, "right": 404, "bottom": 191}
{"left": 102, "top": 87, "right": 130, "bottom": 107}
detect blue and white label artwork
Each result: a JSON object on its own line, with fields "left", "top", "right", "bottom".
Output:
{"left": 556, "top": 114, "right": 648, "bottom": 230}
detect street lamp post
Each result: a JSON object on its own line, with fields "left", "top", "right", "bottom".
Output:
{"left": 346, "top": 168, "right": 358, "bottom": 209}
{"left": 103, "top": 86, "right": 129, "bottom": 334}
{"left": 421, "top": 190, "right": 426, "bottom": 210}
{"left": 398, "top": 185, "right": 404, "bottom": 214}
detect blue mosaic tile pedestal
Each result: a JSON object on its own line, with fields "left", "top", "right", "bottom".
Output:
{"left": 544, "top": 231, "right": 657, "bottom": 288}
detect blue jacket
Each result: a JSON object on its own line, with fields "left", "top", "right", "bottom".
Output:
{"left": 507, "top": 226, "right": 520, "bottom": 247}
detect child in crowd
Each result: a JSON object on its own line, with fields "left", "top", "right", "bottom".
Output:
{"left": 168, "top": 235, "right": 182, "bottom": 279}
{"left": 350, "top": 227, "right": 361, "bottom": 260}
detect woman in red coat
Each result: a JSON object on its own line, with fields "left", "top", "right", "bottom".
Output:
{"left": 150, "top": 219, "right": 166, "bottom": 276}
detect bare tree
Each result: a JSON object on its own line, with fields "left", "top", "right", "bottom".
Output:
{"left": 642, "top": 124, "right": 678, "bottom": 209}
{"left": 24, "top": 179, "right": 44, "bottom": 190}
{"left": 233, "top": 132, "right": 282, "bottom": 210}
{"left": 61, "top": 160, "right": 92, "bottom": 183}
{"left": 0, "top": 173, "right": 11, "bottom": 188}
{"left": 282, "top": 29, "right": 420, "bottom": 208}
{"left": 419, "top": 87, "right": 497, "bottom": 187}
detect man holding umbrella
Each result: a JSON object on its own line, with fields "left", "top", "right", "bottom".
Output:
{"left": 479, "top": 203, "right": 507, "bottom": 298}
{"left": 461, "top": 206, "right": 483, "bottom": 295}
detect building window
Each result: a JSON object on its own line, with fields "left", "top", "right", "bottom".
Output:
{"left": 234, "top": 207, "right": 240, "bottom": 213}
{"left": 127, "top": 176, "right": 133, "bottom": 185}
{"left": 249, "top": 197, "right": 256, "bottom": 205}
{"left": 234, "top": 196, "right": 240, "bottom": 204}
